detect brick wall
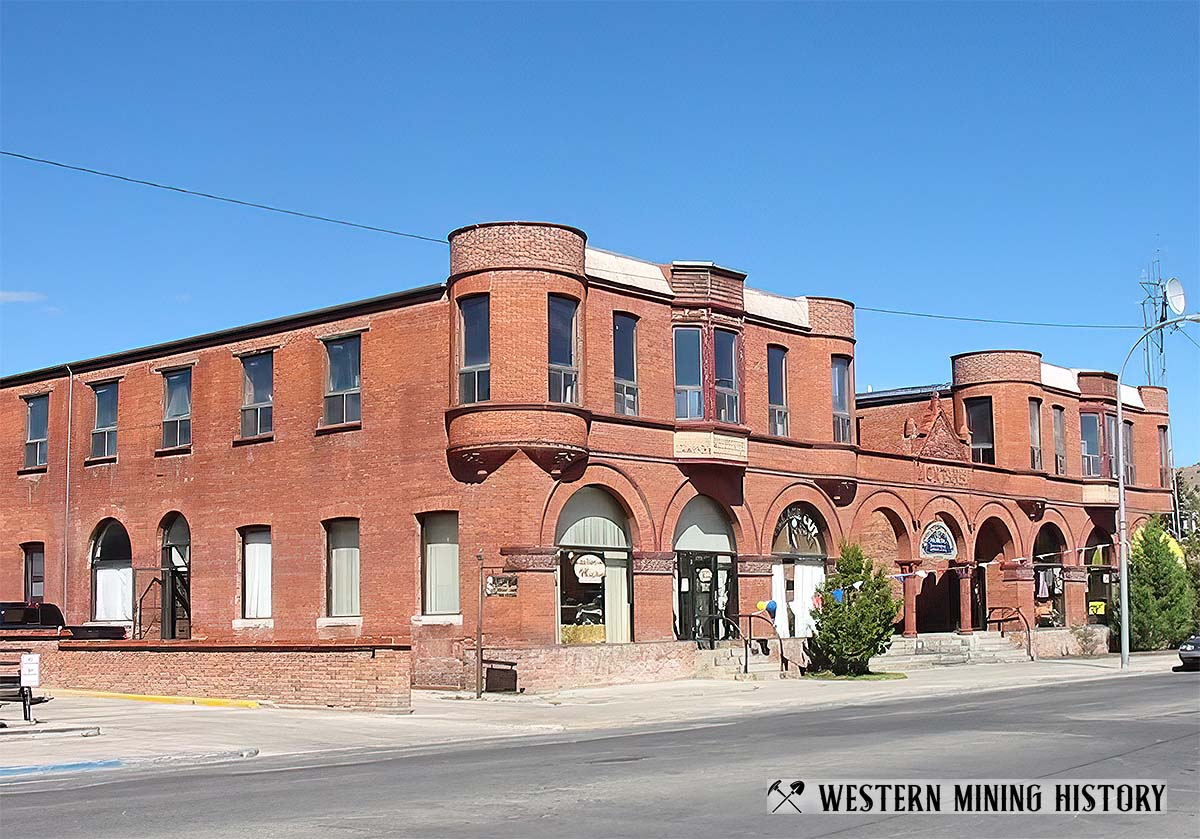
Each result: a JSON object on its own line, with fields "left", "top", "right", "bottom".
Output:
{"left": 23, "top": 640, "right": 411, "bottom": 711}
{"left": 464, "top": 640, "right": 700, "bottom": 694}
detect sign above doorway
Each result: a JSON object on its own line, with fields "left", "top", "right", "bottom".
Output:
{"left": 920, "top": 521, "right": 958, "bottom": 560}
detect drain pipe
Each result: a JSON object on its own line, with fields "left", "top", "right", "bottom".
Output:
{"left": 62, "top": 364, "right": 73, "bottom": 616}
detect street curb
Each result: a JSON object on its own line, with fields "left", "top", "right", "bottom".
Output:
{"left": 0, "top": 724, "right": 101, "bottom": 739}
{"left": 42, "top": 689, "right": 261, "bottom": 709}
{"left": 0, "top": 748, "right": 259, "bottom": 780}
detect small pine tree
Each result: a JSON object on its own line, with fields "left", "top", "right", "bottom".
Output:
{"left": 810, "top": 544, "right": 902, "bottom": 675}
{"left": 1117, "top": 517, "right": 1198, "bottom": 651}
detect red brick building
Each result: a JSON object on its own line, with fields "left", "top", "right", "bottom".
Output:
{"left": 1, "top": 221, "right": 1175, "bottom": 698}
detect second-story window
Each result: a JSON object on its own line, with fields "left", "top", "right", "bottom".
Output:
{"left": 91, "top": 382, "right": 118, "bottom": 458}
{"left": 1028, "top": 398, "right": 1043, "bottom": 470}
{"left": 240, "top": 353, "right": 274, "bottom": 438}
{"left": 1105, "top": 414, "right": 1118, "bottom": 478}
{"left": 458, "top": 295, "right": 490, "bottom": 404}
{"left": 965, "top": 396, "right": 994, "bottom": 464}
{"left": 1052, "top": 405, "right": 1066, "bottom": 475}
{"left": 548, "top": 295, "right": 579, "bottom": 404}
{"left": 1159, "top": 426, "right": 1171, "bottom": 488}
{"left": 613, "top": 313, "right": 638, "bottom": 415}
{"left": 768, "top": 345, "right": 788, "bottom": 436}
{"left": 674, "top": 326, "right": 703, "bottom": 419}
{"left": 23, "top": 394, "right": 49, "bottom": 468}
{"left": 714, "top": 329, "right": 739, "bottom": 423}
{"left": 832, "top": 356, "right": 852, "bottom": 443}
{"left": 1122, "top": 420, "right": 1135, "bottom": 484}
{"left": 162, "top": 369, "right": 192, "bottom": 449}
{"left": 1081, "top": 412, "right": 1101, "bottom": 476}
{"left": 23, "top": 543, "right": 45, "bottom": 602}
{"left": 324, "top": 335, "right": 361, "bottom": 425}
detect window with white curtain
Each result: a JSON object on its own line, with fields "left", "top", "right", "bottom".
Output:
{"left": 421, "top": 513, "right": 459, "bottom": 615}
{"left": 326, "top": 519, "right": 360, "bottom": 617}
{"left": 91, "top": 519, "right": 133, "bottom": 622}
{"left": 162, "top": 368, "right": 192, "bottom": 448}
{"left": 242, "top": 528, "right": 272, "bottom": 619}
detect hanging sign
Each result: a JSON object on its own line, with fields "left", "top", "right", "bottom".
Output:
{"left": 573, "top": 554, "right": 606, "bottom": 583}
{"left": 919, "top": 521, "right": 958, "bottom": 560}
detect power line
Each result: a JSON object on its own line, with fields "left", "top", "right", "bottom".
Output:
{"left": 0, "top": 150, "right": 1149, "bottom": 332}
{"left": 855, "top": 306, "right": 1141, "bottom": 330}
{"left": 0, "top": 150, "right": 448, "bottom": 245}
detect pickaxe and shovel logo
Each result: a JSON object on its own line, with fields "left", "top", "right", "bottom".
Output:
{"left": 768, "top": 780, "right": 806, "bottom": 813}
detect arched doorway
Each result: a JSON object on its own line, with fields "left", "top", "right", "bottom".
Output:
{"left": 673, "top": 495, "right": 737, "bottom": 643}
{"left": 974, "top": 517, "right": 1015, "bottom": 630}
{"left": 916, "top": 514, "right": 964, "bottom": 633}
{"left": 771, "top": 503, "right": 830, "bottom": 638}
{"left": 1033, "top": 522, "right": 1067, "bottom": 627}
{"left": 90, "top": 519, "right": 133, "bottom": 622}
{"left": 554, "top": 487, "right": 632, "bottom": 645}
{"left": 160, "top": 513, "right": 191, "bottom": 639}
{"left": 1084, "top": 525, "right": 1115, "bottom": 625}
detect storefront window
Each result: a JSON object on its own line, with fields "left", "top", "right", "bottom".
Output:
{"left": 555, "top": 487, "right": 632, "bottom": 644}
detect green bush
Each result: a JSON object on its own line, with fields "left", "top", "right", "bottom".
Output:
{"left": 1115, "top": 517, "right": 1198, "bottom": 651}
{"left": 810, "top": 544, "right": 902, "bottom": 675}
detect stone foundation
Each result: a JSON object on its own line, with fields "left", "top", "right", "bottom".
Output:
{"left": 464, "top": 640, "right": 700, "bottom": 694}
{"left": 1011, "top": 625, "right": 1110, "bottom": 658}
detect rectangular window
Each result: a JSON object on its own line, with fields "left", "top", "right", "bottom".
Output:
{"left": 1052, "top": 406, "right": 1066, "bottom": 475}
{"left": 23, "top": 543, "right": 45, "bottom": 602}
{"left": 241, "top": 528, "right": 272, "bottom": 619}
{"left": 965, "top": 397, "right": 995, "bottom": 464}
{"left": 326, "top": 519, "right": 360, "bottom": 617}
{"left": 832, "top": 356, "right": 852, "bottom": 443}
{"left": 1105, "top": 413, "right": 1118, "bottom": 478}
{"left": 1122, "top": 421, "right": 1135, "bottom": 485}
{"left": 421, "top": 512, "right": 460, "bottom": 615}
{"left": 162, "top": 369, "right": 192, "bottom": 449}
{"left": 714, "top": 329, "right": 739, "bottom": 423}
{"left": 90, "top": 382, "right": 118, "bottom": 458}
{"left": 612, "top": 313, "right": 638, "bottom": 416}
{"left": 458, "top": 296, "right": 490, "bottom": 404}
{"left": 324, "top": 335, "right": 362, "bottom": 425}
{"left": 768, "top": 345, "right": 788, "bottom": 436}
{"left": 1028, "top": 398, "right": 1043, "bottom": 471}
{"left": 240, "top": 353, "right": 274, "bottom": 438}
{"left": 1081, "top": 412, "right": 1101, "bottom": 476}
{"left": 1159, "top": 426, "right": 1171, "bottom": 488}
{"left": 673, "top": 327, "right": 703, "bottom": 419}
{"left": 23, "top": 394, "right": 49, "bottom": 468}
{"left": 548, "top": 295, "right": 579, "bottom": 404}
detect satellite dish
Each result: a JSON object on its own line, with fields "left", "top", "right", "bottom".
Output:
{"left": 1165, "top": 277, "right": 1186, "bottom": 315}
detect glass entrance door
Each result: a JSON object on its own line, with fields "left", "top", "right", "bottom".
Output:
{"left": 676, "top": 552, "right": 736, "bottom": 644}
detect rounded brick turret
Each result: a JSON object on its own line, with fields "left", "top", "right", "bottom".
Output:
{"left": 445, "top": 222, "right": 590, "bottom": 482}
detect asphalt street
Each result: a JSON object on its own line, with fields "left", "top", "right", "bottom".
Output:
{"left": 1, "top": 671, "right": 1197, "bottom": 839}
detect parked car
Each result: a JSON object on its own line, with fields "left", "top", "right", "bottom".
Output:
{"left": 1179, "top": 634, "right": 1200, "bottom": 671}
{"left": 0, "top": 602, "right": 126, "bottom": 639}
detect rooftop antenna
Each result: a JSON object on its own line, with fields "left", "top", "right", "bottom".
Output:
{"left": 1138, "top": 245, "right": 1168, "bottom": 387}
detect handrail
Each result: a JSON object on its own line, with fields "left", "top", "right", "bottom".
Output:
{"left": 135, "top": 576, "right": 161, "bottom": 640}
{"left": 693, "top": 613, "right": 740, "bottom": 651}
{"left": 987, "top": 606, "right": 1034, "bottom": 661}
{"left": 737, "top": 612, "right": 789, "bottom": 674}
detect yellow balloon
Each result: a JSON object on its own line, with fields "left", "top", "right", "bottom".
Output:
{"left": 756, "top": 601, "right": 767, "bottom": 612}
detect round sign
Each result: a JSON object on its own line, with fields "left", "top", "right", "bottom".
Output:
{"left": 573, "top": 554, "right": 606, "bottom": 583}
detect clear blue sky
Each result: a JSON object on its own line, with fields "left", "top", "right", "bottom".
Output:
{"left": 2, "top": 2, "right": 1197, "bottom": 462}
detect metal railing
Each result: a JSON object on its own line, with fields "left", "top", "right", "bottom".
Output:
{"left": 135, "top": 576, "right": 161, "bottom": 640}
{"left": 985, "top": 605, "right": 1034, "bottom": 661}
{"left": 738, "top": 612, "right": 789, "bottom": 674}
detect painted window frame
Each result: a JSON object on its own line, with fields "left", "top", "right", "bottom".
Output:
{"left": 458, "top": 295, "right": 491, "bottom": 405}
{"left": 612, "top": 312, "right": 638, "bottom": 416}
{"left": 673, "top": 326, "right": 703, "bottom": 420}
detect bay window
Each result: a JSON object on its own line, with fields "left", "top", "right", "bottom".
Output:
{"left": 673, "top": 327, "right": 703, "bottom": 419}
{"left": 714, "top": 329, "right": 739, "bottom": 423}
{"left": 1081, "top": 413, "right": 1101, "bottom": 476}
{"left": 1052, "top": 406, "right": 1066, "bottom": 475}
{"left": 832, "top": 356, "right": 852, "bottom": 443}
{"left": 1029, "top": 398, "right": 1043, "bottom": 470}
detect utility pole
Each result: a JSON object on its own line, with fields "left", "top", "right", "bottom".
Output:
{"left": 475, "top": 550, "right": 484, "bottom": 699}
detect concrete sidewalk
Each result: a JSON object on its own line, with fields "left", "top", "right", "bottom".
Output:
{"left": 0, "top": 652, "right": 1184, "bottom": 779}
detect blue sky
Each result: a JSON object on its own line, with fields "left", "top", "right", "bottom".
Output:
{"left": 2, "top": 2, "right": 1197, "bottom": 462}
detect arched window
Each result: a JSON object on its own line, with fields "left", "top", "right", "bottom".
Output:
{"left": 555, "top": 487, "right": 632, "bottom": 645}
{"left": 159, "top": 513, "right": 191, "bottom": 639}
{"left": 1033, "top": 523, "right": 1068, "bottom": 628}
{"left": 91, "top": 519, "right": 132, "bottom": 622}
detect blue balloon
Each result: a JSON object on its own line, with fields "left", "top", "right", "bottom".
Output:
{"left": 832, "top": 588, "right": 844, "bottom": 604}
{"left": 766, "top": 599, "right": 778, "bottom": 616}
